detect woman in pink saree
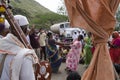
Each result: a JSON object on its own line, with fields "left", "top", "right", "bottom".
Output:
{"left": 66, "top": 35, "right": 83, "bottom": 72}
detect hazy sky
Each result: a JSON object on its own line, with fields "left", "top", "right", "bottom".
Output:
{"left": 35, "top": 0, "right": 62, "bottom": 13}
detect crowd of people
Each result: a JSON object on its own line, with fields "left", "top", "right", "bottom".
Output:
{"left": 0, "top": 0, "right": 119, "bottom": 79}
{"left": 0, "top": 14, "right": 120, "bottom": 80}
{"left": 28, "top": 25, "right": 95, "bottom": 76}
{"left": 0, "top": 13, "right": 92, "bottom": 80}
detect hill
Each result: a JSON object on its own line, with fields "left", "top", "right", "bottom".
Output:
{"left": 10, "top": 0, "right": 68, "bottom": 29}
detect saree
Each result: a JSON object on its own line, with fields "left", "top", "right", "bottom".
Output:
{"left": 66, "top": 40, "right": 82, "bottom": 71}
{"left": 84, "top": 37, "right": 92, "bottom": 65}
{"left": 64, "top": 0, "right": 120, "bottom": 80}
{"left": 47, "top": 39, "right": 62, "bottom": 73}
{"left": 110, "top": 36, "right": 120, "bottom": 64}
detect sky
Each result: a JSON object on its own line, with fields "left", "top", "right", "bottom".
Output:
{"left": 35, "top": 0, "right": 62, "bottom": 13}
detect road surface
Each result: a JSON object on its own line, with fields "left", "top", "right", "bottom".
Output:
{"left": 51, "top": 62, "right": 86, "bottom": 80}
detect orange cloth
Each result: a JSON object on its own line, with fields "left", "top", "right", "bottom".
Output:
{"left": 64, "top": 0, "right": 120, "bottom": 80}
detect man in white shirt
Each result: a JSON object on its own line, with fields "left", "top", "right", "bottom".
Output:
{"left": 0, "top": 15, "right": 37, "bottom": 80}
{"left": 38, "top": 29, "right": 47, "bottom": 60}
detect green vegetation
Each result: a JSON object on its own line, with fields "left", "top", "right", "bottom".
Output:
{"left": 10, "top": 0, "right": 120, "bottom": 30}
{"left": 116, "top": 10, "right": 120, "bottom": 22}
{"left": 115, "top": 7, "right": 120, "bottom": 31}
{"left": 10, "top": 0, "right": 68, "bottom": 29}
{"left": 33, "top": 13, "right": 68, "bottom": 29}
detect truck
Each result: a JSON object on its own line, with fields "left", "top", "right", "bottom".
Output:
{"left": 50, "top": 22, "right": 70, "bottom": 34}
{"left": 50, "top": 22, "right": 86, "bottom": 41}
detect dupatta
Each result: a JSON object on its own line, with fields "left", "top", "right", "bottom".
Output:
{"left": 64, "top": 0, "right": 120, "bottom": 80}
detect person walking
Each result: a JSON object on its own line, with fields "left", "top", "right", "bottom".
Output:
{"left": 0, "top": 15, "right": 37, "bottom": 80}
{"left": 46, "top": 32, "right": 64, "bottom": 73}
{"left": 65, "top": 35, "right": 83, "bottom": 72}
{"left": 29, "top": 26, "right": 40, "bottom": 58}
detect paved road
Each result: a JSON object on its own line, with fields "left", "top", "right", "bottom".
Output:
{"left": 51, "top": 63, "right": 86, "bottom": 80}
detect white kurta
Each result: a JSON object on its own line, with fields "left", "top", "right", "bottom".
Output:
{"left": 0, "top": 55, "right": 35, "bottom": 80}
{"left": 0, "top": 33, "right": 37, "bottom": 80}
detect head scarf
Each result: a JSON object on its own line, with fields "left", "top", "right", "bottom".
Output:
{"left": 112, "top": 31, "right": 119, "bottom": 39}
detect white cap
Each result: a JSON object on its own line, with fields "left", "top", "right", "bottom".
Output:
{"left": 4, "top": 19, "right": 10, "bottom": 29}
{"left": 14, "top": 15, "right": 29, "bottom": 26}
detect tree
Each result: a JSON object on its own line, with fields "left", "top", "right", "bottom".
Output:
{"left": 57, "top": 0, "right": 67, "bottom": 15}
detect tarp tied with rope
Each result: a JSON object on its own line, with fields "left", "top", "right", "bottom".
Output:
{"left": 64, "top": 0, "right": 120, "bottom": 80}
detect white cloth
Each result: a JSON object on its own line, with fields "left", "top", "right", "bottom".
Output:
{"left": 14, "top": 15, "right": 29, "bottom": 26}
{"left": 0, "top": 33, "right": 36, "bottom": 80}
{"left": 0, "top": 35, "right": 3, "bottom": 38}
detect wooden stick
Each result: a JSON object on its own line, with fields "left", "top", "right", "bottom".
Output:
{"left": 1, "top": 0, "right": 32, "bottom": 49}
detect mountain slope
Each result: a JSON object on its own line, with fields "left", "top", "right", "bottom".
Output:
{"left": 11, "top": 0, "right": 52, "bottom": 16}
{"left": 10, "top": 0, "right": 68, "bottom": 28}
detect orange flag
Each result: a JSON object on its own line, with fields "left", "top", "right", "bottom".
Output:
{"left": 65, "top": 0, "right": 120, "bottom": 80}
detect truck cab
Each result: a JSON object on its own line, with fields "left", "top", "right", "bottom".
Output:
{"left": 50, "top": 22, "right": 86, "bottom": 42}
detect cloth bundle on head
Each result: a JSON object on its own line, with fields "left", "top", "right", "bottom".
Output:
{"left": 14, "top": 15, "right": 29, "bottom": 26}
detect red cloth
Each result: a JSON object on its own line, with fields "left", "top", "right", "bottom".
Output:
{"left": 110, "top": 37, "right": 120, "bottom": 64}
{"left": 91, "top": 46, "right": 95, "bottom": 54}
